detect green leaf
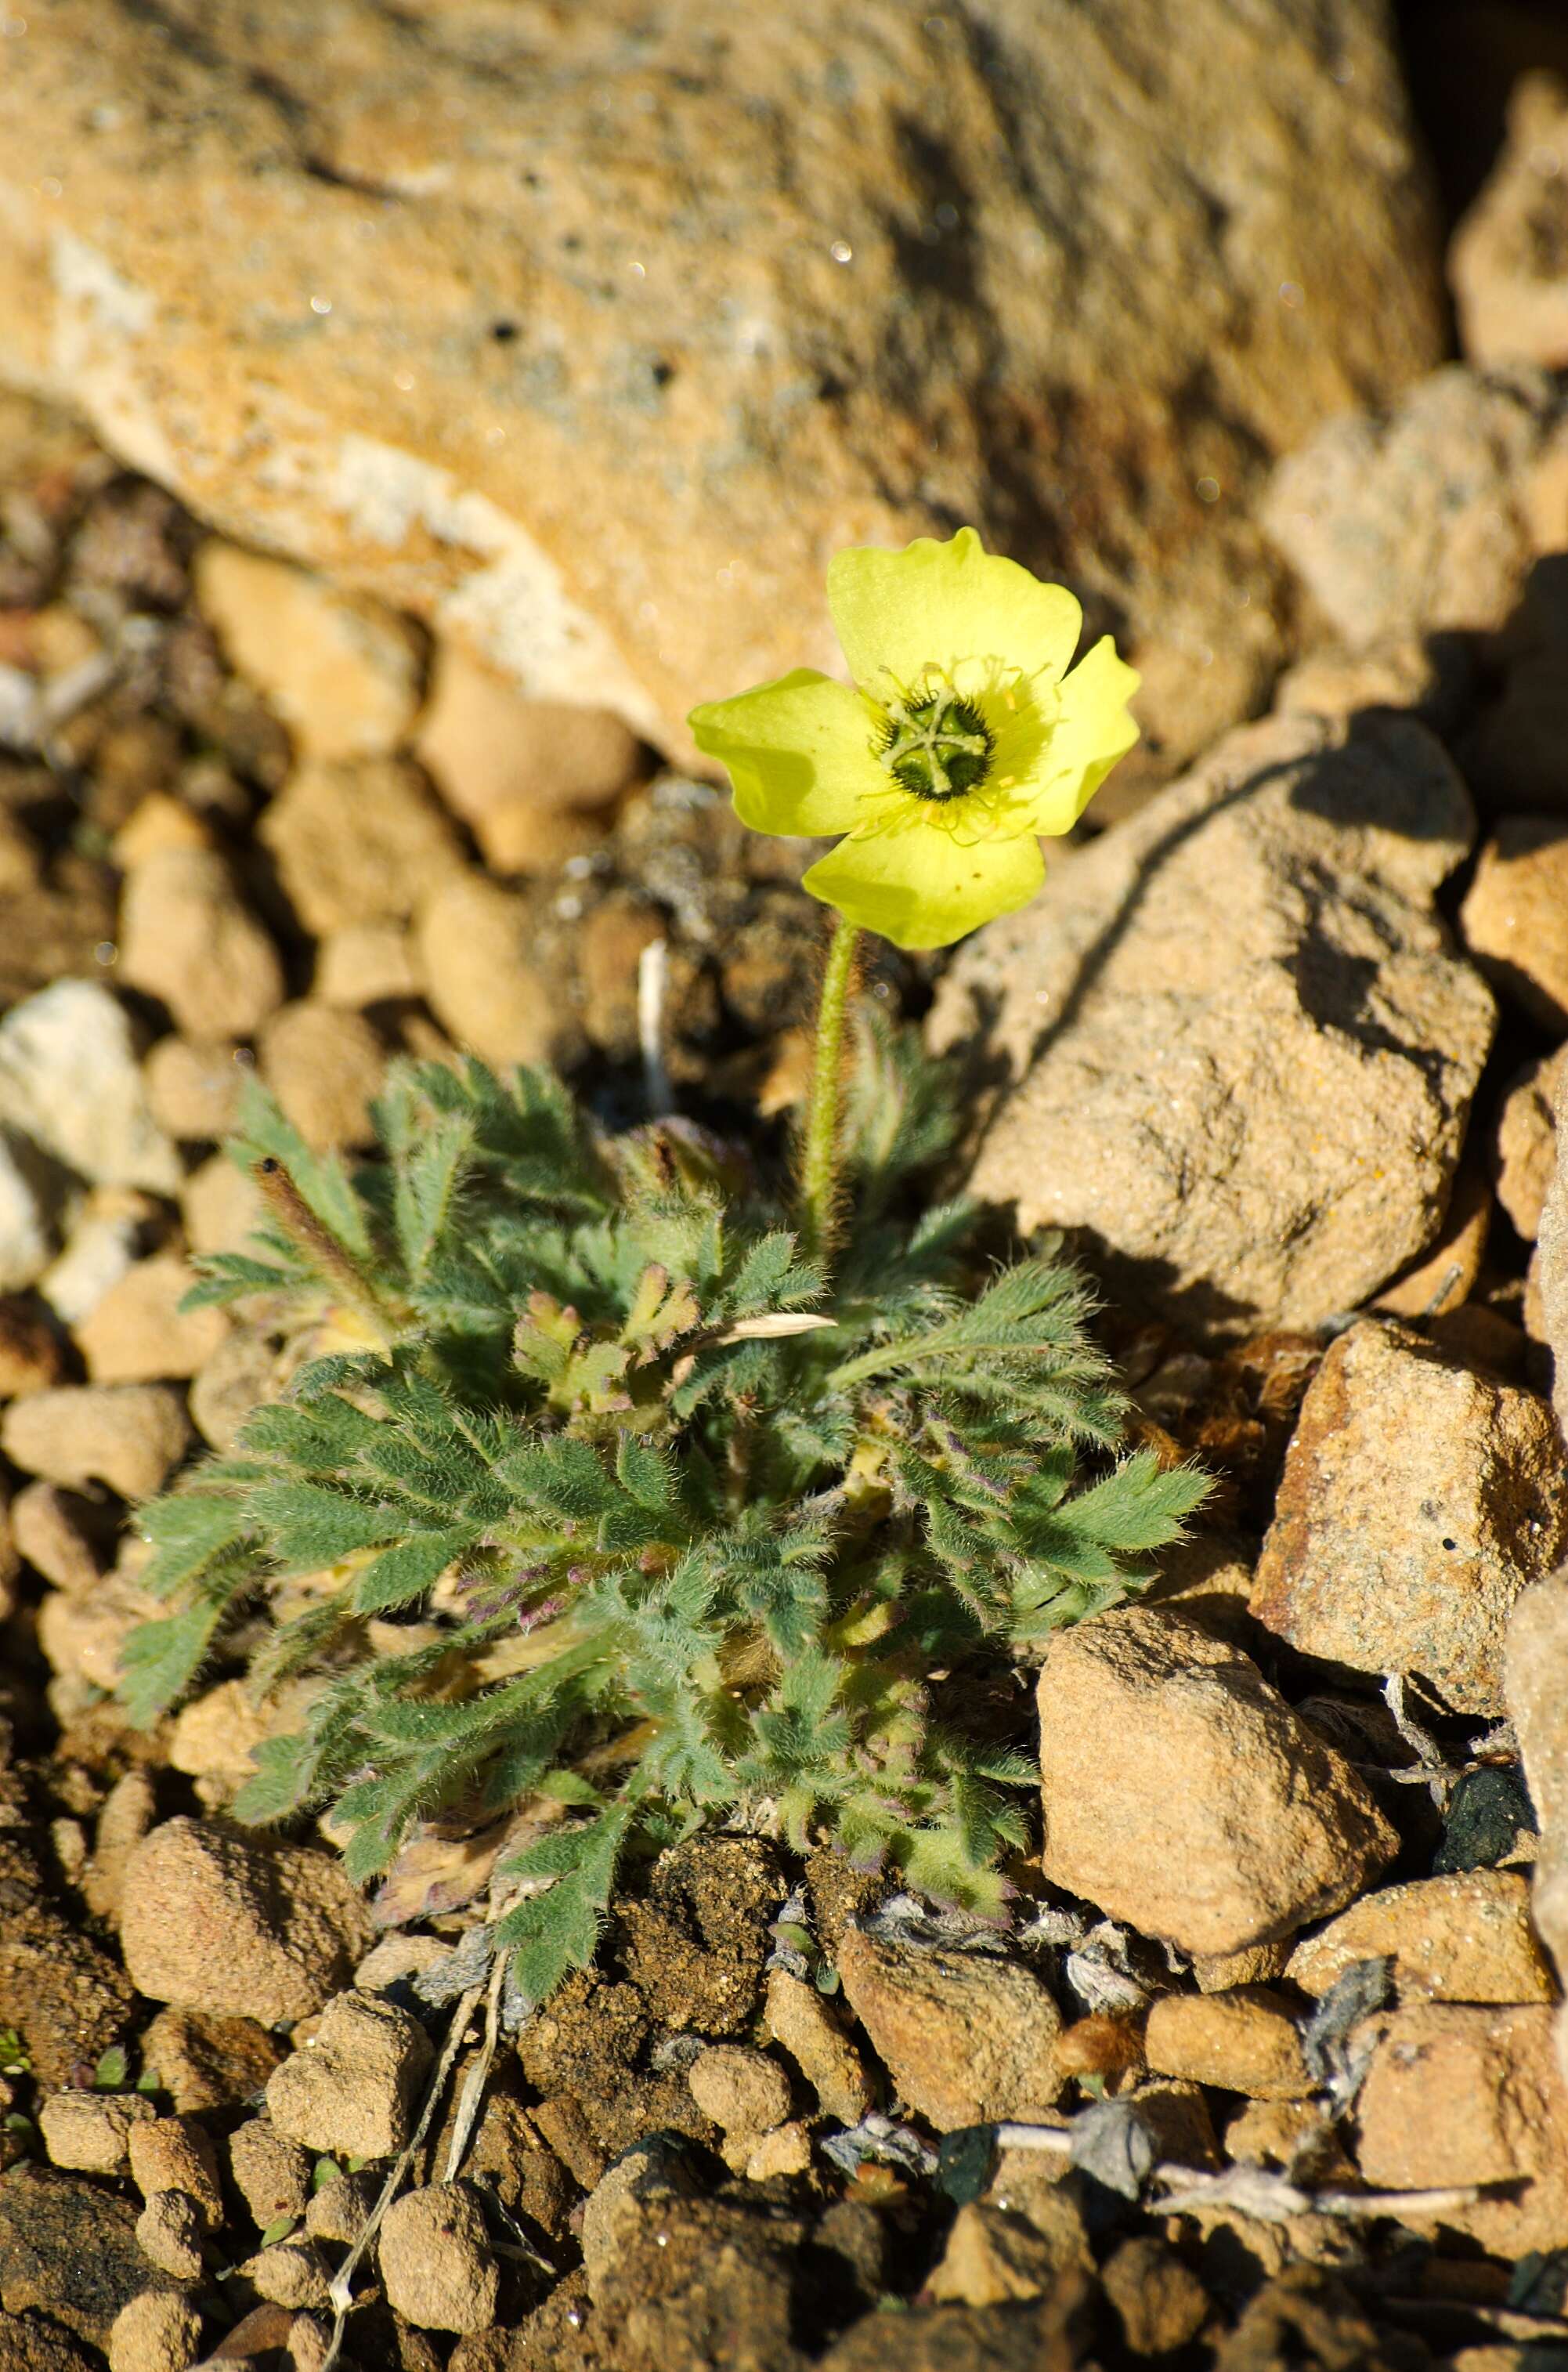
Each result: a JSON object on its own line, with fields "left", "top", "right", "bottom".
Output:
{"left": 493, "top": 1803, "right": 636, "bottom": 2008}
{"left": 259, "top": 2215, "right": 298, "bottom": 2247}
{"left": 118, "top": 1602, "right": 223, "bottom": 1726}
{"left": 247, "top": 1481, "right": 407, "bottom": 1567}
{"left": 92, "top": 2045, "right": 129, "bottom": 2090}
{"left": 353, "top": 1528, "right": 479, "bottom": 1614}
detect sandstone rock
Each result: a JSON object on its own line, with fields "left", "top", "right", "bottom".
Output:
{"left": 75, "top": 1251, "right": 229, "bottom": 1384}
{"left": 166, "top": 1680, "right": 282, "bottom": 1797}
{"left": 1274, "top": 632, "right": 1476, "bottom": 739}
{"left": 1037, "top": 1606, "right": 1396, "bottom": 1956}
{"left": 195, "top": 544, "right": 423, "bottom": 762}
{"left": 1251, "top": 1320, "right": 1568, "bottom": 1716}
{"left": 134, "top": 2192, "right": 203, "bottom": 2283}
{"left": 1355, "top": 2001, "right": 1568, "bottom": 2251}
{"left": 118, "top": 850, "right": 284, "bottom": 1040}
{"left": 1534, "top": 1058, "right": 1568, "bottom": 1437}
{"left": 1100, "top": 2236, "right": 1210, "bottom": 2358}
{"left": 0, "top": 1134, "right": 61, "bottom": 1293}
{"left": 266, "top": 1991, "right": 432, "bottom": 2159}
{"left": 928, "top": 711, "right": 1491, "bottom": 1338}
{"left": 237, "top": 2240, "right": 331, "bottom": 2309}
{"left": 126, "top": 2124, "right": 221, "bottom": 2229}
{"left": 39, "top": 1190, "right": 154, "bottom": 1332}
{"left": 1263, "top": 363, "right": 1568, "bottom": 649}
{"left": 925, "top": 2199, "right": 1089, "bottom": 2309}
{"left": 1497, "top": 1046, "right": 1568, "bottom": 1243}
{"left": 353, "top": 1935, "right": 455, "bottom": 1995}
{"left": 303, "top": 2168, "right": 378, "bottom": 2247}
{"left": 416, "top": 649, "right": 641, "bottom": 829}
{"left": 762, "top": 1967, "right": 873, "bottom": 2126}
{"left": 142, "top": 1039, "right": 243, "bottom": 1144}
{"left": 189, "top": 1324, "right": 280, "bottom": 1454}
{"left": 1287, "top": 1870, "right": 1553, "bottom": 2006}
{"left": 84, "top": 1770, "right": 157, "bottom": 1927}
{"left": 1190, "top": 1941, "right": 1293, "bottom": 1996}
{"left": 415, "top": 873, "right": 583, "bottom": 1071}
{"left": 38, "top": 1567, "right": 161, "bottom": 1692}
{"left": 260, "top": 757, "right": 464, "bottom": 935}
{"left": 315, "top": 923, "right": 421, "bottom": 1011}
{"left": 1505, "top": 1567, "right": 1568, "bottom": 2015}
{"left": 139, "top": 2009, "right": 285, "bottom": 2117}
{"left": 107, "top": 2288, "right": 203, "bottom": 2372}
{"left": 469, "top": 797, "right": 609, "bottom": 877}
{"left": 1461, "top": 815, "right": 1568, "bottom": 1031}
{"left": 226, "top": 2121, "right": 313, "bottom": 2233}
{"left": 111, "top": 793, "right": 214, "bottom": 873}
{"left": 686, "top": 2045, "right": 791, "bottom": 2140}
{"left": 0, "top": 0, "right": 1441, "bottom": 779}
{"left": 1143, "top": 1988, "right": 1310, "bottom": 2100}
{"left": 1451, "top": 73, "right": 1568, "bottom": 371}
{"left": 376, "top": 2184, "right": 499, "bottom": 2336}
{"left": 256, "top": 1002, "right": 385, "bottom": 1152}
{"left": 180, "top": 1154, "right": 265, "bottom": 1261}
{"left": 38, "top": 2092, "right": 156, "bottom": 2177}
{"left": 2, "top": 1383, "right": 191, "bottom": 1499}
{"left": 0, "top": 982, "right": 179, "bottom": 1195}
{"left": 743, "top": 2123, "right": 811, "bottom": 2184}
{"left": 10, "top": 1483, "right": 113, "bottom": 1596}
{"left": 120, "top": 1819, "right": 374, "bottom": 2025}
{"left": 1372, "top": 1164, "right": 1491, "bottom": 1320}
{"left": 835, "top": 1929, "right": 1063, "bottom": 2134}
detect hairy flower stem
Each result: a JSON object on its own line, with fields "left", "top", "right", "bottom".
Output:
{"left": 798, "top": 914, "right": 862, "bottom": 1265}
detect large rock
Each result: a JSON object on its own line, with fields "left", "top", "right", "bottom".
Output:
{"left": 1450, "top": 73, "right": 1568, "bottom": 371}
{"left": 928, "top": 711, "right": 1493, "bottom": 1337}
{"left": 1251, "top": 1319, "right": 1568, "bottom": 1716}
{"left": 0, "top": 982, "right": 178, "bottom": 1196}
{"left": 0, "top": 0, "right": 1441, "bottom": 772}
{"left": 120, "top": 1818, "right": 374, "bottom": 2026}
{"left": 1037, "top": 1606, "right": 1397, "bottom": 1956}
{"left": 1263, "top": 361, "right": 1568, "bottom": 651}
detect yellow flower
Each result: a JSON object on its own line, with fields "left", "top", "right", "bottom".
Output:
{"left": 688, "top": 528, "right": 1140, "bottom": 951}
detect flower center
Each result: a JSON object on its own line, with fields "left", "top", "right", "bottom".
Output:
{"left": 878, "top": 688, "right": 992, "bottom": 803}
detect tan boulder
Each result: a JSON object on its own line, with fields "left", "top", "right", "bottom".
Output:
{"left": 120, "top": 1819, "right": 374, "bottom": 2026}
{"left": 117, "top": 848, "right": 284, "bottom": 1040}
{"left": 1461, "top": 816, "right": 1568, "bottom": 1033}
{"left": 835, "top": 1928, "right": 1064, "bottom": 2134}
{"left": 415, "top": 873, "right": 583, "bottom": 1071}
{"left": 1143, "top": 1988, "right": 1311, "bottom": 2100}
{"left": 1037, "top": 1607, "right": 1396, "bottom": 1956}
{"left": 1495, "top": 1047, "right": 1568, "bottom": 1242}
{"left": 1251, "top": 1320, "right": 1568, "bottom": 1716}
{"left": 1355, "top": 2002, "right": 1568, "bottom": 2253}
{"left": 1287, "top": 1871, "right": 1555, "bottom": 2008}
{"left": 195, "top": 542, "right": 424, "bottom": 761}
{"left": 75, "top": 1249, "right": 229, "bottom": 1384}
{"left": 1451, "top": 73, "right": 1568, "bottom": 371}
{"left": 928, "top": 711, "right": 1492, "bottom": 1338}
{"left": 0, "top": 0, "right": 1441, "bottom": 774}
{"left": 258, "top": 754, "right": 464, "bottom": 934}
{"left": 256, "top": 1000, "right": 385, "bottom": 1152}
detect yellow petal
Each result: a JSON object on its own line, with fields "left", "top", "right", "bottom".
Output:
{"left": 1019, "top": 636, "right": 1140, "bottom": 836}
{"left": 803, "top": 823, "right": 1045, "bottom": 952}
{"left": 827, "top": 529, "right": 1082, "bottom": 700}
{"left": 688, "top": 670, "right": 883, "bottom": 837}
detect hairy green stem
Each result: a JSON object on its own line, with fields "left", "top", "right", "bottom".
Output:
{"left": 798, "top": 914, "right": 862, "bottom": 1264}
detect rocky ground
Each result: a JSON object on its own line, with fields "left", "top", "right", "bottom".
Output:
{"left": 4, "top": 4, "right": 1568, "bottom": 2370}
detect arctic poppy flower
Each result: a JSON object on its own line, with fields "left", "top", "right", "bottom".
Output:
{"left": 688, "top": 527, "right": 1140, "bottom": 950}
